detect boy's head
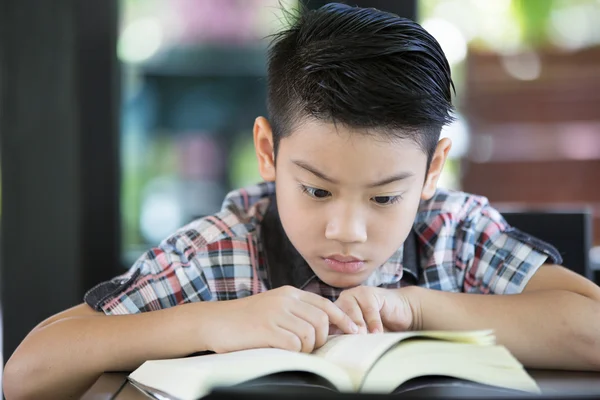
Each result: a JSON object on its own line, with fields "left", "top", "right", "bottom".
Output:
{"left": 253, "top": 3, "right": 455, "bottom": 288}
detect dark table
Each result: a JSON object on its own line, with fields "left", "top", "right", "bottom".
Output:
{"left": 81, "top": 370, "right": 600, "bottom": 399}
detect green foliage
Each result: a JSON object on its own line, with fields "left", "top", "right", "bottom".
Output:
{"left": 511, "top": 0, "right": 555, "bottom": 46}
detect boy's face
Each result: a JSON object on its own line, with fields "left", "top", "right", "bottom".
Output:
{"left": 254, "top": 117, "right": 450, "bottom": 289}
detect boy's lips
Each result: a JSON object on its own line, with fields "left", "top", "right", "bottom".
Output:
{"left": 322, "top": 254, "right": 366, "bottom": 273}
{"left": 325, "top": 254, "right": 364, "bottom": 263}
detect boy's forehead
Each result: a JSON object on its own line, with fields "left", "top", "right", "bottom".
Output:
{"left": 278, "top": 120, "right": 430, "bottom": 182}
{"left": 282, "top": 119, "right": 426, "bottom": 156}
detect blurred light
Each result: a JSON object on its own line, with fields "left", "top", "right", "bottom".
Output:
{"left": 422, "top": 18, "right": 467, "bottom": 65}
{"left": 469, "top": 0, "right": 521, "bottom": 53}
{"left": 471, "top": 0, "right": 512, "bottom": 14}
{"left": 469, "top": 134, "right": 494, "bottom": 163}
{"left": 432, "top": 0, "right": 478, "bottom": 41}
{"left": 229, "top": 135, "right": 262, "bottom": 189}
{"left": 440, "top": 115, "right": 470, "bottom": 159}
{"left": 118, "top": 18, "right": 163, "bottom": 64}
{"left": 140, "top": 178, "right": 184, "bottom": 245}
{"left": 558, "top": 128, "right": 600, "bottom": 160}
{"left": 500, "top": 50, "right": 541, "bottom": 81}
{"left": 548, "top": 5, "right": 596, "bottom": 50}
{"left": 438, "top": 166, "right": 460, "bottom": 190}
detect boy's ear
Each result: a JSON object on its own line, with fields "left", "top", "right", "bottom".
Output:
{"left": 253, "top": 116, "right": 276, "bottom": 181}
{"left": 421, "top": 138, "right": 452, "bottom": 200}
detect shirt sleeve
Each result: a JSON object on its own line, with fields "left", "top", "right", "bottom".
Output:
{"left": 458, "top": 202, "right": 563, "bottom": 295}
{"left": 83, "top": 232, "right": 214, "bottom": 315}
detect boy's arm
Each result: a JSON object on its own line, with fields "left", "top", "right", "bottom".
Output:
{"left": 3, "top": 286, "right": 357, "bottom": 400}
{"left": 2, "top": 302, "right": 218, "bottom": 400}
{"left": 405, "top": 264, "right": 600, "bottom": 370}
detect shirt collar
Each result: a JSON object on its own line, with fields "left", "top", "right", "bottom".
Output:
{"left": 260, "top": 195, "right": 420, "bottom": 290}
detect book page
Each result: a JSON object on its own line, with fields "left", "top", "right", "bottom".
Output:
{"left": 128, "top": 348, "right": 354, "bottom": 400}
{"left": 360, "top": 340, "right": 540, "bottom": 394}
{"left": 312, "top": 330, "right": 494, "bottom": 387}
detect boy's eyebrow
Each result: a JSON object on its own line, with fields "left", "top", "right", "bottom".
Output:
{"left": 292, "top": 160, "right": 414, "bottom": 187}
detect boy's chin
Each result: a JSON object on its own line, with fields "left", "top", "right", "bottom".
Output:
{"left": 314, "top": 270, "right": 366, "bottom": 289}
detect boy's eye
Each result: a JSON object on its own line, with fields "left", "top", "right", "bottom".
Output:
{"left": 303, "top": 186, "right": 331, "bottom": 199}
{"left": 372, "top": 195, "right": 401, "bottom": 205}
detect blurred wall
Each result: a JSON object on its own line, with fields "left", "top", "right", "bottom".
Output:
{"left": 462, "top": 28, "right": 600, "bottom": 247}
{"left": 419, "top": 0, "right": 600, "bottom": 252}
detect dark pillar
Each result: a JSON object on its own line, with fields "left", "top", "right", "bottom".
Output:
{"left": 0, "top": 0, "right": 120, "bottom": 361}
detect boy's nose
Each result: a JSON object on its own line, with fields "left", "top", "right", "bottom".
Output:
{"left": 324, "top": 206, "right": 367, "bottom": 244}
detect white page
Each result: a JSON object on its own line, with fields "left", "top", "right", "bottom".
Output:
{"left": 129, "top": 348, "right": 354, "bottom": 400}
{"left": 313, "top": 330, "right": 494, "bottom": 386}
{"left": 360, "top": 340, "right": 540, "bottom": 394}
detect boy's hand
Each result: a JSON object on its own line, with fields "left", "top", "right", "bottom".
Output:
{"left": 208, "top": 286, "right": 359, "bottom": 354}
{"left": 332, "top": 286, "right": 415, "bottom": 334}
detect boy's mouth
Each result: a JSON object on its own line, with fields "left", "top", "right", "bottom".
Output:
{"left": 325, "top": 254, "right": 364, "bottom": 263}
{"left": 321, "top": 254, "right": 366, "bottom": 273}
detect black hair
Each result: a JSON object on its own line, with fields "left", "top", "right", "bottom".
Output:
{"left": 266, "top": 2, "right": 455, "bottom": 166}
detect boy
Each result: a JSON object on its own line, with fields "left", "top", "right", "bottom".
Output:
{"left": 4, "top": 3, "right": 600, "bottom": 399}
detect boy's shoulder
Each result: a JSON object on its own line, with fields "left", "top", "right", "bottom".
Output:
{"left": 412, "top": 187, "right": 563, "bottom": 295}
{"left": 85, "top": 183, "right": 275, "bottom": 314}
{"left": 164, "top": 181, "right": 275, "bottom": 250}
{"left": 413, "top": 187, "right": 511, "bottom": 247}
{"left": 415, "top": 187, "right": 501, "bottom": 228}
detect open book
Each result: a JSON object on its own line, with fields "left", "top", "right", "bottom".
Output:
{"left": 128, "top": 330, "right": 540, "bottom": 400}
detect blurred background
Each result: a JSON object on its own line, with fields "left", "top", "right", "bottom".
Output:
{"left": 2, "top": 0, "right": 600, "bottom": 379}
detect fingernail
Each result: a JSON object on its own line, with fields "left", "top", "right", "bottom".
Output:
{"left": 351, "top": 323, "right": 359, "bottom": 333}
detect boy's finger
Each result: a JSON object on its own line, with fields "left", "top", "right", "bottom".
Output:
{"left": 301, "top": 292, "right": 359, "bottom": 334}
{"left": 277, "top": 311, "right": 316, "bottom": 353}
{"left": 335, "top": 298, "right": 368, "bottom": 334}
{"left": 355, "top": 295, "right": 384, "bottom": 334}
{"left": 328, "top": 325, "right": 343, "bottom": 335}
{"left": 337, "top": 298, "right": 368, "bottom": 333}
{"left": 289, "top": 301, "right": 330, "bottom": 349}
{"left": 363, "top": 304, "right": 384, "bottom": 334}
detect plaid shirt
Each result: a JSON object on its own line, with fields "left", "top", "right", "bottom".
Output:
{"left": 85, "top": 181, "right": 562, "bottom": 315}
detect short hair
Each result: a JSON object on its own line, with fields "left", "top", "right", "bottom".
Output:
{"left": 266, "top": 2, "right": 455, "bottom": 166}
